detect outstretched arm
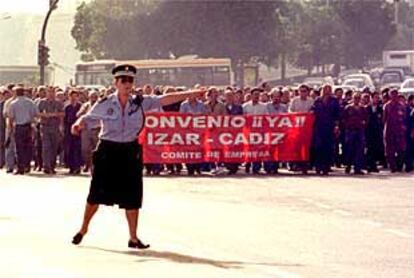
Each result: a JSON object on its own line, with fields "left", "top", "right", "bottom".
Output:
{"left": 159, "top": 90, "right": 205, "bottom": 106}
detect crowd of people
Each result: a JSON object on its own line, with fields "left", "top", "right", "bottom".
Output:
{"left": 0, "top": 81, "right": 413, "bottom": 176}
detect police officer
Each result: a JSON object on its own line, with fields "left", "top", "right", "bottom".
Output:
{"left": 7, "top": 85, "right": 38, "bottom": 174}
{"left": 71, "top": 64, "right": 204, "bottom": 248}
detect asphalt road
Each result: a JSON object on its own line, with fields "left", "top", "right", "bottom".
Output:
{"left": 0, "top": 170, "right": 413, "bottom": 277}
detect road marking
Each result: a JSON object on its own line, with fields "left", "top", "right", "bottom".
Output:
{"left": 249, "top": 266, "right": 301, "bottom": 278}
{"left": 384, "top": 229, "right": 413, "bottom": 239}
{"left": 361, "top": 220, "right": 382, "bottom": 228}
{"left": 333, "top": 209, "right": 352, "bottom": 216}
{"left": 314, "top": 202, "right": 332, "bottom": 210}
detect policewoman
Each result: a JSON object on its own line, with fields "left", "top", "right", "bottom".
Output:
{"left": 71, "top": 64, "right": 204, "bottom": 248}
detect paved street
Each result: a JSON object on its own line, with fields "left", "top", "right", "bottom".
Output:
{"left": 0, "top": 170, "right": 413, "bottom": 278}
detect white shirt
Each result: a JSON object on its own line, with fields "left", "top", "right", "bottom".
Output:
{"left": 242, "top": 101, "right": 268, "bottom": 115}
{"left": 289, "top": 96, "right": 314, "bottom": 113}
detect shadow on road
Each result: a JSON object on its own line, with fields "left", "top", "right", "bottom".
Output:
{"left": 80, "top": 246, "right": 304, "bottom": 269}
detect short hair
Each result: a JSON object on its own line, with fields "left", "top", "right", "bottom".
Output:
{"left": 69, "top": 90, "right": 79, "bottom": 97}
{"left": 299, "top": 84, "right": 309, "bottom": 91}
{"left": 250, "top": 87, "right": 262, "bottom": 94}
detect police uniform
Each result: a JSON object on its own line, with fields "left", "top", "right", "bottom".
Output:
{"left": 83, "top": 65, "right": 161, "bottom": 209}
{"left": 8, "top": 91, "right": 38, "bottom": 174}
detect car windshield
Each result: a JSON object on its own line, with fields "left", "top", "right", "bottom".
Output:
{"left": 344, "top": 79, "right": 364, "bottom": 88}
{"left": 402, "top": 80, "right": 414, "bottom": 88}
{"left": 381, "top": 74, "right": 401, "bottom": 84}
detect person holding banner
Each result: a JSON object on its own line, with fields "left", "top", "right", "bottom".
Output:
{"left": 70, "top": 64, "right": 204, "bottom": 249}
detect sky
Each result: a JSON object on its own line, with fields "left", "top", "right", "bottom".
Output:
{"left": 0, "top": 0, "right": 82, "bottom": 15}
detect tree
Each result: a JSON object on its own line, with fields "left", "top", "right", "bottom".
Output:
{"left": 71, "top": 0, "right": 283, "bottom": 65}
{"left": 334, "top": 0, "right": 396, "bottom": 68}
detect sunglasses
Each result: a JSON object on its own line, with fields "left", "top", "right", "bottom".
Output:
{"left": 120, "top": 76, "right": 134, "bottom": 84}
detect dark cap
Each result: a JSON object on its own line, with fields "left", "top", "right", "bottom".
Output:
{"left": 112, "top": 64, "right": 137, "bottom": 78}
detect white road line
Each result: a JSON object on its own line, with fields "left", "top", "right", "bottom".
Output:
{"left": 249, "top": 266, "right": 302, "bottom": 278}
{"left": 333, "top": 209, "right": 353, "bottom": 216}
{"left": 361, "top": 220, "right": 383, "bottom": 228}
{"left": 314, "top": 202, "right": 332, "bottom": 209}
{"left": 384, "top": 229, "right": 413, "bottom": 239}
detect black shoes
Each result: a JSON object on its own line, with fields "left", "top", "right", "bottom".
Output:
{"left": 72, "top": 232, "right": 84, "bottom": 245}
{"left": 128, "top": 239, "right": 150, "bottom": 249}
{"left": 72, "top": 232, "right": 150, "bottom": 250}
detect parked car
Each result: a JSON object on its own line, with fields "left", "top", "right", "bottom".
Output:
{"left": 379, "top": 71, "right": 404, "bottom": 89}
{"left": 342, "top": 73, "right": 375, "bottom": 91}
{"left": 342, "top": 78, "right": 367, "bottom": 91}
{"left": 303, "top": 76, "right": 334, "bottom": 89}
{"left": 400, "top": 78, "right": 414, "bottom": 97}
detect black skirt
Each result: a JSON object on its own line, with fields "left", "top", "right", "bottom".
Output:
{"left": 87, "top": 140, "right": 143, "bottom": 209}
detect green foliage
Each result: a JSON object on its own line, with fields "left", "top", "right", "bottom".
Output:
{"left": 71, "top": 0, "right": 399, "bottom": 71}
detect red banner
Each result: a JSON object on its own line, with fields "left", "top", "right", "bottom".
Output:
{"left": 139, "top": 112, "right": 315, "bottom": 163}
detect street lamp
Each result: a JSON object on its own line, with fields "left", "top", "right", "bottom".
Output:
{"left": 38, "top": 0, "right": 60, "bottom": 85}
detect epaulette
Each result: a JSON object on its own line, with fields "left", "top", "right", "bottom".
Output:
{"left": 98, "top": 96, "right": 108, "bottom": 104}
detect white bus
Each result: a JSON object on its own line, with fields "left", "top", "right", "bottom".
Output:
{"left": 382, "top": 50, "right": 414, "bottom": 75}
{"left": 75, "top": 57, "right": 233, "bottom": 88}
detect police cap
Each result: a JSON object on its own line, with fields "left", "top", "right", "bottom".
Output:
{"left": 112, "top": 64, "right": 137, "bottom": 78}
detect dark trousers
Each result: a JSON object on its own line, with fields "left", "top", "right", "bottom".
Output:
{"left": 15, "top": 124, "right": 32, "bottom": 172}
{"left": 406, "top": 139, "right": 414, "bottom": 172}
{"left": 34, "top": 124, "right": 42, "bottom": 169}
{"left": 264, "top": 161, "right": 279, "bottom": 174}
{"left": 65, "top": 133, "right": 82, "bottom": 171}
{"left": 225, "top": 163, "right": 240, "bottom": 174}
{"left": 166, "top": 163, "right": 182, "bottom": 173}
{"left": 345, "top": 130, "right": 365, "bottom": 172}
{"left": 186, "top": 163, "right": 201, "bottom": 175}
{"left": 366, "top": 138, "right": 385, "bottom": 171}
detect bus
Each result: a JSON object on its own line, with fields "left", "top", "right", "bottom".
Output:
{"left": 0, "top": 65, "right": 54, "bottom": 85}
{"left": 75, "top": 57, "right": 233, "bottom": 88}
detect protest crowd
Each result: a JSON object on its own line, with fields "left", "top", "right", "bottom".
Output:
{"left": 0, "top": 81, "right": 413, "bottom": 177}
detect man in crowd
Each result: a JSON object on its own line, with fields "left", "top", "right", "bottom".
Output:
{"left": 223, "top": 89, "right": 243, "bottom": 175}
{"left": 180, "top": 91, "right": 208, "bottom": 176}
{"left": 37, "top": 86, "right": 64, "bottom": 174}
{"left": 7, "top": 85, "right": 38, "bottom": 175}
{"left": 0, "top": 88, "right": 11, "bottom": 169}
{"left": 365, "top": 92, "right": 385, "bottom": 172}
{"left": 383, "top": 89, "right": 408, "bottom": 173}
{"left": 77, "top": 90, "right": 100, "bottom": 173}
{"left": 64, "top": 90, "right": 82, "bottom": 174}
{"left": 3, "top": 84, "right": 17, "bottom": 173}
{"left": 405, "top": 95, "right": 414, "bottom": 172}
{"left": 243, "top": 87, "right": 268, "bottom": 174}
{"left": 289, "top": 84, "right": 314, "bottom": 174}
{"left": 205, "top": 87, "right": 228, "bottom": 175}
{"left": 33, "top": 86, "right": 47, "bottom": 171}
{"left": 342, "top": 93, "right": 368, "bottom": 175}
{"left": 333, "top": 87, "right": 346, "bottom": 168}
{"left": 162, "top": 86, "right": 183, "bottom": 175}
{"left": 265, "top": 89, "right": 288, "bottom": 174}
{"left": 311, "top": 85, "right": 340, "bottom": 175}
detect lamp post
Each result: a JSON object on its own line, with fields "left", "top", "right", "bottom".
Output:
{"left": 38, "top": 0, "right": 59, "bottom": 85}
